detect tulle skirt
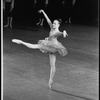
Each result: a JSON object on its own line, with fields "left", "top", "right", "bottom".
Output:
{"left": 38, "top": 39, "right": 68, "bottom": 56}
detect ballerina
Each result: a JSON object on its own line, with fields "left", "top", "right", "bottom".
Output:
{"left": 12, "top": 9, "right": 68, "bottom": 89}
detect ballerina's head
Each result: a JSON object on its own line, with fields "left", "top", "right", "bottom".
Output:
{"left": 52, "top": 19, "right": 62, "bottom": 30}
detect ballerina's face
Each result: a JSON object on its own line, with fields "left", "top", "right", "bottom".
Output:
{"left": 53, "top": 20, "right": 60, "bottom": 29}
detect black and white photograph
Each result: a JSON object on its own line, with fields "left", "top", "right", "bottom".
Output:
{"left": 2, "top": 0, "right": 99, "bottom": 100}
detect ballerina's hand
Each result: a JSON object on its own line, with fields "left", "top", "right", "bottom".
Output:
{"left": 63, "top": 30, "right": 68, "bottom": 38}
{"left": 12, "top": 39, "right": 23, "bottom": 44}
{"left": 38, "top": 9, "right": 43, "bottom": 13}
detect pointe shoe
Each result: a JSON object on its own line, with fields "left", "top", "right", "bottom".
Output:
{"left": 49, "top": 83, "right": 52, "bottom": 89}
{"left": 12, "top": 39, "right": 23, "bottom": 44}
{"left": 48, "top": 80, "right": 53, "bottom": 89}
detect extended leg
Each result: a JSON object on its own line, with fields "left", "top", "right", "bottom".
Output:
{"left": 21, "top": 42, "right": 40, "bottom": 49}
{"left": 12, "top": 39, "right": 41, "bottom": 49}
{"left": 48, "top": 53, "right": 56, "bottom": 89}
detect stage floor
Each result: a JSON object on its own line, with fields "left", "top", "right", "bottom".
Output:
{"left": 3, "top": 24, "right": 99, "bottom": 100}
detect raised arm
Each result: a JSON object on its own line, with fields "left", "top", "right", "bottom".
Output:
{"left": 48, "top": 30, "right": 68, "bottom": 40}
{"left": 39, "top": 9, "right": 53, "bottom": 28}
{"left": 50, "top": 30, "right": 68, "bottom": 38}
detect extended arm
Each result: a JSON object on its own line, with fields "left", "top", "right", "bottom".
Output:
{"left": 39, "top": 9, "right": 53, "bottom": 28}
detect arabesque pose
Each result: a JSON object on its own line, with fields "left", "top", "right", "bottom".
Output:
{"left": 12, "top": 9, "right": 68, "bottom": 89}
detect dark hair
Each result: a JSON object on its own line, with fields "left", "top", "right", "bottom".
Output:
{"left": 58, "top": 19, "right": 62, "bottom": 24}
{"left": 54, "top": 19, "right": 62, "bottom": 25}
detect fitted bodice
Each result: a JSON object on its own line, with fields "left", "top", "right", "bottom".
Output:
{"left": 49, "top": 29, "right": 62, "bottom": 42}
{"left": 38, "top": 28, "right": 67, "bottom": 56}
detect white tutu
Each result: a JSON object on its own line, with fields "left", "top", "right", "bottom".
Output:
{"left": 38, "top": 38, "right": 68, "bottom": 56}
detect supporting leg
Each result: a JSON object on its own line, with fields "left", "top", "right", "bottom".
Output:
{"left": 48, "top": 53, "right": 56, "bottom": 89}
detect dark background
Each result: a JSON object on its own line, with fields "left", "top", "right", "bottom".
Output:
{"left": 5, "top": 0, "right": 99, "bottom": 26}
